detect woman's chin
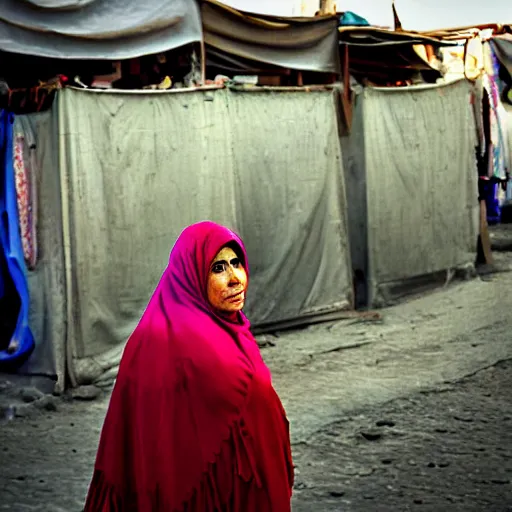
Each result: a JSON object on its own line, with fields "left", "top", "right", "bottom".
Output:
{"left": 229, "top": 304, "right": 245, "bottom": 313}
{"left": 219, "top": 302, "right": 245, "bottom": 314}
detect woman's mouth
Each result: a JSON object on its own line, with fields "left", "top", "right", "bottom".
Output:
{"left": 227, "top": 291, "right": 245, "bottom": 302}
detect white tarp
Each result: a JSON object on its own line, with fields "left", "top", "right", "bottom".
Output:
{"left": 0, "top": 0, "right": 201, "bottom": 60}
{"left": 363, "top": 80, "right": 479, "bottom": 305}
{"left": 35, "top": 86, "right": 352, "bottom": 389}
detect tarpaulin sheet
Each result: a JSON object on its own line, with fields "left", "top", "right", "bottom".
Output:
{"left": 363, "top": 79, "right": 479, "bottom": 306}
{"left": 201, "top": 0, "right": 339, "bottom": 73}
{"left": 0, "top": 0, "right": 201, "bottom": 60}
{"left": 49, "top": 86, "right": 352, "bottom": 388}
{"left": 338, "top": 27, "right": 451, "bottom": 82}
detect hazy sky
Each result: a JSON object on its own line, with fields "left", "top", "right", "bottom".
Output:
{"left": 223, "top": 0, "right": 512, "bottom": 30}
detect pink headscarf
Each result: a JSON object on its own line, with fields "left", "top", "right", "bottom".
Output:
{"left": 85, "top": 221, "right": 268, "bottom": 510}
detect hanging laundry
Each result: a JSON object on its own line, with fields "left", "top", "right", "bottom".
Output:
{"left": 0, "top": 110, "right": 35, "bottom": 367}
{"left": 13, "top": 117, "right": 38, "bottom": 270}
{"left": 483, "top": 43, "right": 510, "bottom": 181}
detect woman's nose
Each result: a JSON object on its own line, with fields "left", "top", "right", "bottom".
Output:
{"left": 227, "top": 266, "right": 240, "bottom": 284}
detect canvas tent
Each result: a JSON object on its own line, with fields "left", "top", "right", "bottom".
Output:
{"left": 360, "top": 79, "right": 479, "bottom": 305}
{"left": 338, "top": 26, "right": 451, "bottom": 84}
{"left": 0, "top": 0, "right": 202, "bottom": 60}
{"left": 20, "top": 87, "right": 352, "bottom": 391}
{"left": 201, "top": 0, "right": 340, "bottom": 73}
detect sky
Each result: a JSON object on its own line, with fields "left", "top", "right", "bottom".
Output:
{"left": 222, "top": 0, "right": 512, "bottom": 31}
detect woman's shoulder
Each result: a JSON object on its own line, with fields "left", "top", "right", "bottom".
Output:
{"left": 126, "top": 305, "right": 225, "bottom": 354}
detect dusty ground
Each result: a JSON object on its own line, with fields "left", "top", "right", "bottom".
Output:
{"left": 1, "top": 239, "right": 512, "bottom": 511}
{"left": 292, "top": 361, "right": 512, "bottom": 512}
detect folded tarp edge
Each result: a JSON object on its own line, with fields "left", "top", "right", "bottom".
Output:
{"left": 0, "top": 14, "right": 184, "bottom": 40}
{"left": 367, "top": 77, "right": 469, "bottom": 93}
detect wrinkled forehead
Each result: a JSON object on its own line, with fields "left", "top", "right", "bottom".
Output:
{"left": 206, "top": 233, "right": 247, "bottom": 270}
{"left": 210, "top": 241, "right": 246, "bottom": 266}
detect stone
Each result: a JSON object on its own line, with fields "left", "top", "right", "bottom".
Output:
{"left": 293, "top": 481, "right": 308, "bottom": 491}
{"left": 0, "top": 380, "right": 13, "bottom": 393}
{"left": 19, "top": 387, "right": 44, "bottom": 404}
{"left": 34, "top": 396, "right": 58, "bottom": 412}
{"left": 70, "top": 385, "right": 102, "bottom": 401}
{"left": 10, "top": 395, "right": 58, "bottom": 417}
{"left": 256, "top": 335, "right": 276, "bottom": 349}
{"left": 14, "top": 404, "right": 37, "bottom": 419}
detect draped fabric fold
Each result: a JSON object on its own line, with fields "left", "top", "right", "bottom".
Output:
{"left": 0, "top": 110, "right": 35, "bottom": 366}
{"left": 0, "top": 0, "right": 201, "bottom": 59}
{"left": 201, "top": 0, "right": 340, "bottom": 73}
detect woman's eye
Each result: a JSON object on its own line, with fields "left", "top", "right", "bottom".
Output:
{"left": 212, "top": 263, "right": 225, "bottom": 274}
{"left": 231, "top": 258, "right": 241, "bottom": 268}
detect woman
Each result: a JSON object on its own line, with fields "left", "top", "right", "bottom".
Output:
{"left": 84, "top": 221, "right": 294, "bottom": 511}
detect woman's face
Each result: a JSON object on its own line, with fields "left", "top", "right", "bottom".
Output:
{"left": 207, "top": 246, "right": 248, "bottom": 314}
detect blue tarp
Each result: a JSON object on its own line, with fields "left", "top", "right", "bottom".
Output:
{"left": 339, "top": 11, "right": 369, "bottom": 27}
{"left": 0, "top": 110, "right": 34, "bottom": 368}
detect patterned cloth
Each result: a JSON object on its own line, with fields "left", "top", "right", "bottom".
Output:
{"left": 12, "top": 120, "right": 37, "bottom": 270}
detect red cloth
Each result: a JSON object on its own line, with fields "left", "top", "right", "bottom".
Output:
{"left": 84, "top": 222, "right": 294, "bottom": 511}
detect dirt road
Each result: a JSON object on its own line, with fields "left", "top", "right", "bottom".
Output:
{"left": 293, "top": 360, "right": 512, "bottom": 511}
{"left": 0, "top": 264, "right": 511, "bottom": 511}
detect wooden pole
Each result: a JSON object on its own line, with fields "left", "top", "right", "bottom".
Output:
{"left": 200, "top": 39, "right": 206, "bottom": 85}
{"left": 479, "top": 199, "right": 494, "bottom": 265}
{"left": 319, "top": 0, "right": 336, "bottom": 14}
